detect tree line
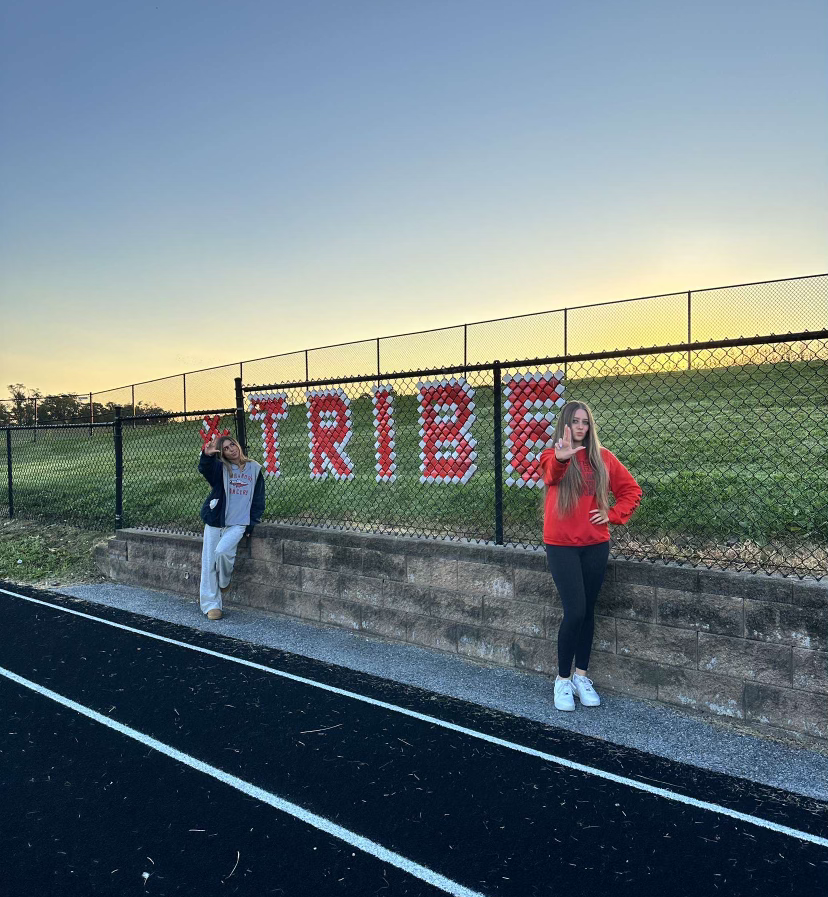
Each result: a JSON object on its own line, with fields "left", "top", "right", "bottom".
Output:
{"left": 0, "top": 384, "right": 166, "bottom": 426}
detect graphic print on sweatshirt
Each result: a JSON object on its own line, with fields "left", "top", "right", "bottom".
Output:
{"left": 229, "top": 477, "right": 252, "bottom": 497}
{"left": 579, "top": 457, "right": 596, "bottom": 496}
{"left": 224, "top": 464, "right": 257, "bottom": 526}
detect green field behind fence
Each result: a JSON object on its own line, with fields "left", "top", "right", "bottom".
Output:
{"left": 2, "top": 359, "right": 826, "bottom": 569}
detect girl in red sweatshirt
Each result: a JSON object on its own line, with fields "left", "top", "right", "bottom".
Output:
{"left": 538, "top": 401, "right": 642, "bottom": 712}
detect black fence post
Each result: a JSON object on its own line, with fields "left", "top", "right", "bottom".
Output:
{"left": 114, "top": 407, "right": 123, "bottom": 530}
{"left": 234, "top": 377, "right": 247, "bottom": 455}
{"left": 33, "top": 398, "right": 37, "bottom": 444}
{"left": 89, "top": 392, "right": 94, "bottom": 437}
{"left": 5, "top": 429, "right": 13, "bottom": 519}
{"left": 493, "top": 361, "right": 503, "bottom": 545}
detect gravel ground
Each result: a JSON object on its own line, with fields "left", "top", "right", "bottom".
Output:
{"left": 58, "top": 581, "right": 828, "bottom": 802}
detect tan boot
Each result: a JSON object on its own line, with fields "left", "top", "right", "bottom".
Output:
{"left": 206, "top": 608, "right": 223, "bottom": 620}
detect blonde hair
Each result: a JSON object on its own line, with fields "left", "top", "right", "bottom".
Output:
{"left": 216, "top": 436, "right": 251, "bottom": 474}
{"left": 550, "top": 401, "right": 609, "bottom": 518}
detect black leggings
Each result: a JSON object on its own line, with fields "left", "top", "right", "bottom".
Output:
{"left": 545, "top": 542, "right": 610, "bottom": 678}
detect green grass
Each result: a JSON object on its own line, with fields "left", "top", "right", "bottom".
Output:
{"left": 2, "top": 361, "right": 826, "bottom": 563}
{"left": 0, "top": 519, "right": 107, "bottom": 584}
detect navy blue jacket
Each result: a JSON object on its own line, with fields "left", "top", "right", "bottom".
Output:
{"left": 198, "top": 451, "right": 265, "bottom": 535}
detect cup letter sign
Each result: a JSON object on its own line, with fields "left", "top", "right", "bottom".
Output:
{"left": 417, "top": 378, "right": 478, "bottom": 485}
{"left": 244, "top": 372, "right": 564, "bottom": 486}
{"left": 372, "top": 385, "right": 398, "bottom": 483}
{"left": 248, "top": 393, "right": 289, "bottom": 477}
{"left": 306, "top": 388, "right": 355, "bottom": 481}
{"left": 504, "top": 371, "right": 565, "bottom": 488}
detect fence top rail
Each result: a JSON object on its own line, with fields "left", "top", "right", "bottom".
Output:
{"left": 0, "top": 407, "right": 238, "bottom": 431}
{"left": 0, "top": 421, "right": 115, "bottom": 433}
{"left": 242, "top": 329, "right": 828, "bottom": 392}
{"left": 85, "top": 272, "right": 827, "bottom": 397}
{"left": 0, "top": 394, "right": 87, "bottom": 405}
{"left": 121, "top": 407, "right": 237, "bottom": 422}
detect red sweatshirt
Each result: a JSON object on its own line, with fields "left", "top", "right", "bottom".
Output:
{"left": 539, "top": 447, "right": 642, "bottom": 546}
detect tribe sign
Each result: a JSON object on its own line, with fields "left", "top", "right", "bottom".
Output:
{"left": 244, "top": 372, "right": 564, "bottom": 487}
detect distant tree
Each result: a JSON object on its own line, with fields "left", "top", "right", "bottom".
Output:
{"left": 133, "top": 400, "right": 169, "bottom": 425}
{"left": 37, "top": 394, "right": 86, "bottom": 423}
{"left": 135, "top": 400, "right": 166, "bottom": 415}
{"left": 2, "top": 385, "right": 171, "bottom": 428}
{"left": 6, "top": 383, "right": 39, "bottom": 425}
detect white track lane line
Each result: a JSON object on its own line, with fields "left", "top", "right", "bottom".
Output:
{"left": 0, "top": 664, "right": 485, "bottom": 897}
{"left": 2, "top": 586, "right": 827, "bottom": 850}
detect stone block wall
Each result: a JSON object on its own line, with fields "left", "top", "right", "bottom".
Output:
{"left": 96, "top": 524, "right": 828, "bottom": 742}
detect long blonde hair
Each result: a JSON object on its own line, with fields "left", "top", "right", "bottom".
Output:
{"left": 216, "top": 435, "right": 251, "bottom": 474}
{"left": 550, "top": 401, "right": 609, "bottom": 518}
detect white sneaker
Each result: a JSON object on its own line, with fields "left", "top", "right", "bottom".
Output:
{"left": 572, "top": 674, "right": 601, "bottom": 707}
{"left": 554, "top": 677, "right": 575, "bottom": 712}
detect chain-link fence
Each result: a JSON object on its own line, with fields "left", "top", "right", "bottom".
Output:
{"left": 1, "top": 329, "right": 826, "bottom": 580}
{"left": 4, "top": 274, "right": 824, "bottom": 421}
{"left": 1, "top": 422, "right": 116, "bottom": 528}
{"left": 239, "top": 331, "right": 827, "bottom": 579}
{"left": 0, "top": 409, "right": 238, "bottom": 532}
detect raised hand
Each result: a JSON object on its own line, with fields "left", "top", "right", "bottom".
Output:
{"left": 205, "top": 434, "right": 220, "bottom": 456}
{"left": 554, "top": 425, "right": 585, "bottom": 462}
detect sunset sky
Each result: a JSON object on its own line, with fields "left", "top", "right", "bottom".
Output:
{"left": 1, "top": 0, "right": 826, "bottom": 398}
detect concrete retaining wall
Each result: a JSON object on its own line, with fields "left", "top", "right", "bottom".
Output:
{"left": 96, "top": 524, "right": 828, "bottom": 742}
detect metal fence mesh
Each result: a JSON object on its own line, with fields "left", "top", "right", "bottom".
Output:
{"left": 13, "top": 274, "right": 822, "bottom": 417}
{"left": 306, "top": 339, "right": 379, "bottom": 381}
{"left": 240, "top": 334, "right": 827, "bottom": 578}
{"left": 1, "top": 274, "right": 826, "bottom": 580}
{"left": 1, "top": 334, "right": 825, "bottom": 577}
{"left": 5, "top": 425, "right": 115, "bottom": 528}
{"left": 184, "top": 365, "right": 240, "bottom": 414}
{"left": 246, "top": 370, "right": 497, "bottom": 542}
{"left": 500, "top": 340, "right": 827, "bottom": 576}
{"left": 379, "top": 326, "right": 465, "bottom": 374}
{"left": 89, "top": 386, "right": 134, "bottom": 421}
{"left": 467, "top": 311, "right": 564, "bottom": 366}
{"left": 0, "top": 437, "right": 9, "bottom": 517}
{"left": 567, "top": 292, "right": 687, "bottom": 356}
{"left": 132, "top": 376, "right": 186, "bottom": 415}
{"left": 123, "top": 411, "right": 239, "bottom": 533}
{"left": 243, "top": 352, "right": 308, "bottom": 393}
{"left": 692, "top": 275, "right": 828, "bottom": 341}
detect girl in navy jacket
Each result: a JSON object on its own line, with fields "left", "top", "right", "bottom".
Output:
{"left": 198, "top": 434, "right": 265, "bottom": 620}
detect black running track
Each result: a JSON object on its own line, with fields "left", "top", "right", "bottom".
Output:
{"left": 2, "top": 582, "right": 826, "bottom": 897}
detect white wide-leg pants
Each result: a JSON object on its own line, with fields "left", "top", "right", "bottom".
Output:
{"left": 199, "top": 524, "right": 247, "bottom": 614}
